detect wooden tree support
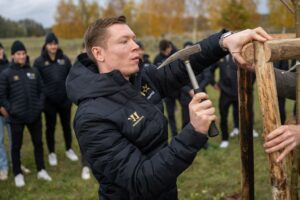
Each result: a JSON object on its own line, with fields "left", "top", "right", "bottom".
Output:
{"left": 253, "top": 41, "right": 291, "bottom": 199}
{"left": 237, "top": 66, "right": 254, "bottom": 200}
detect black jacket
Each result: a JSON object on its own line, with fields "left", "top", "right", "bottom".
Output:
{"left": 33, "top": 48, "right": 71, "bottom": 105}
{"left": 0, "top": 62, "right": 44, "bottom": 123}
{"left": 210, "top": 55, "right": 238, "bottom": 98}
{"left": 0, "top": 54, "right": 9, "bottom": 73}
{"left": 66, "top": 31, "right": 227, "bottom": 200}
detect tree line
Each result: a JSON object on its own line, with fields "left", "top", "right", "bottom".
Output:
{"left": 0, "top": 16, "right": 46, "bottom": 38}
{"left": 0, "top": 0, "right": 294, "bottom": 39}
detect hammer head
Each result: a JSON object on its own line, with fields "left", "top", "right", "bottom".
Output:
{"left": 157, "top": 44, "right": 201, "bottom": 69}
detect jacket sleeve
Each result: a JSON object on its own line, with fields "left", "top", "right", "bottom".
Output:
{"left": 274, "top": 68, "right": 296, "bottom": 100}
{"left": 75, "top": 112, "right": 208, "bottom": 199}
{"left": 146, "top": 30, "right": 228, "bottom": 98}
{"left": 0, "top": 71, "right": 11, "bottom": 111}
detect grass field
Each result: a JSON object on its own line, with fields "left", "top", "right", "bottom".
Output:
{"left": 0, "top": 37, "right": 296, "bottom": 199}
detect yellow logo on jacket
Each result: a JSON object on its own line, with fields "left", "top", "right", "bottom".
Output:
{"left": 13, "top": 75, "right": 19, "bottom": 81}
{"left": 127, "top": 112, "right": 144, "bottom": 127}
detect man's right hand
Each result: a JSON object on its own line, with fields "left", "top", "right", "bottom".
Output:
{"left": 0, "top": 107, "right": 9, "bottom": 118}
{"left": 189, "top": 92, "right": 216, "bottom": 134}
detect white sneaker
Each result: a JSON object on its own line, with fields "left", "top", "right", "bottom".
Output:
{"left": 81, "top": 166, "right": 91, "bottom": 180}
{"left": 230, "top": 128, "right": 239, "bottom": 137}
{"left": 0, "top": 170, "right": 8, "bottom": 181}
{"left": 48, "top": 153, "right": 58, "bottom": 166}
{"left": 21, "top": 165, "right": 31, "bottom": 174}
{"left": 253, "top": 129, "right": 259, "bottom": 138}
{"left": 220, "top": 140, "right": 229, "bottom": 148}
{"left": 65, "top": 149, "right": 78, "bottom": 161}
{"left": 37, "top": 169, "right": 52, "bottom": 181}
{"left": 15, "top": 174, "right": 25, "bottom": 187}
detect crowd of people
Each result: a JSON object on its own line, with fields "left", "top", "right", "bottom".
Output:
{"left": 0, "top": 15, "right": 299, "bottom": 200}
{"left": 0, "top": 32, "right": 91, "bottom": 187}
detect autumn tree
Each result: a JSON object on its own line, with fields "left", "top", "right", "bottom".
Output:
{"left": 206, "top": 0, "right": 259, "bottom": 30}
{"left": 268, "top": 0, "right": 294, "bottom": 32}
{"left": 53, "top": 0, "right": 100, "bottom": 38}
{"left": 134, "top": 0, "right": 185, "bottom": 37}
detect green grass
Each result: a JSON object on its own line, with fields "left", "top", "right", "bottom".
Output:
{"left": 0, "top": 37, "right": 296, "bottom": 199}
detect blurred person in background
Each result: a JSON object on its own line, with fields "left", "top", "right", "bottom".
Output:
{"left": 0, "top": 40, "right": 52, "bottom": 187}
{"left": 34, "top": 32, "right": 78, "bottom": 167}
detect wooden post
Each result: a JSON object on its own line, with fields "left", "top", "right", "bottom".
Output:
{"left": 254, "top": 41, "right": 290, "bottom": 199}
{"left": 237, "top": 65, "right": 254, "bottom": 200}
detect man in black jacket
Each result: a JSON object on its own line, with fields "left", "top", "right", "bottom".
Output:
{"left": 66, "top": 16, "right": 271, "bottom": 199}
{"left": 0, "top": 41, "right": 52, "bottom": 187}
{"left": 154, "top": 40, "right": 179, "bottom": 137}
{"left": 34, "top": 33, "right": 78, "bottom": 166}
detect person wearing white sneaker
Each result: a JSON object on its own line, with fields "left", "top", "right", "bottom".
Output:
{"left": 220, "top": 140, "right": 229, "bottom": 148}
{"left": 0, "top": 41, "right": 48, "bottom": 183}
{"left": 253, "top": 129, "right": 259, "bottom": 138}
{"left": 48, "top": 152, "right": 57, "bottom": 166}
{"left": 65, "top": 149, "right": 78, "bottom": 161}
{"left": 37, "top": 169, "right": 52, "bottom": 181}
{"left": 14, "top": 173, "right": 25, "bottom": 187}
{"left": 81, "top": 166, "right": 90, "bottom": 180}
{"left": 229, "top": 128, "right": 239, "bottom": 137}
{"left": 33, "top": 33, "right": 76, "bottom": 164}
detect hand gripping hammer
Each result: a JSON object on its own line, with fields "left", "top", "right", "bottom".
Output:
{"left": 157, "top": 44, "right": 219, "bottom": 137}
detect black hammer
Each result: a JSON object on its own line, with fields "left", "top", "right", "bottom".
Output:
{"left": 157, "top": 44, "right": 219, "bottom": 137}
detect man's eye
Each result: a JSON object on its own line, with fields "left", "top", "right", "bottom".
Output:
{"left": 121, "top": 40, "right": 127, "bottom": 44}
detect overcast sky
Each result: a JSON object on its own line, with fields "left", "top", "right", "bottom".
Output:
{"left": 0, "top": 0, "right": 269, "bottom": 28}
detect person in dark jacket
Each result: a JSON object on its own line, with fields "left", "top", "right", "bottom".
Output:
{"left": 136, "top": 41, "right": 151, "bottom": 68}
{"left": 0, "top": 43, "right": 10, "bottom": 181}
{"left": 273, "top": 60, "right": 289, "bottom": 124}
{"left": 65, "top": 16, "right": 271, "bottom": 199}
{"left": 210, "top": 55, "right": 258, "bottom": 148}
{"left": 154, "top": 40, "right": 179, "bottom": 137}
{"left": 33, "top": 32, "right": 78, "bottom": 166}
{"left": 0, "top": 40, "right": 52, "bottom": 187}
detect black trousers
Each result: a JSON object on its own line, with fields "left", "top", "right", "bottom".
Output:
{"left": 165, "top": 97, "right": 178, "bottom": 137}
{"left": 11, "top": 117, "right": 45, "bottom": 175}
{"left": 219, "top": 92, "right": 238, "bottom": 141}
{"left": 179, "top": 93, "right": 192, "bottom": 129}
{"left": 278, "top": 96, "right": 286, "bottom": 124}
{"left": 45, "top": 100, "right": 72, "bottom": 153}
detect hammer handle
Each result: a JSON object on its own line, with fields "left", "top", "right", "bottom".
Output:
{"left": 193, "top": 88, "right": 219, "bottom": 137}
{"left": 185, "top": 60, "right": 219, "bottom": 137}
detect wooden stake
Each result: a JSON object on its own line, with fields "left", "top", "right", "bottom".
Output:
{"left": 237, "top": 66, "right": 254, "bottom": 200}
{"left": 254, "top": 41, "right": 290, "bottom": 199}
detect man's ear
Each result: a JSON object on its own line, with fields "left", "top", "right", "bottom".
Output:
{"left": 91, "top": 46, "right": 104, "bottom": 62}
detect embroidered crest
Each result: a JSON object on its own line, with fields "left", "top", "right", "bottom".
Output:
{"left": 127, "top": 112, "right": 144, "bottom": 127}
{"left": 44, "top": 61, "right": 49, "bottom": 66}
{"left": 57, "top": 59, "right": 65, "bottom": 65}
{"left": 26, "top": 72, "right": 36, "bottom": 79}
{"left": 13, "top": 75, "right": 20, "bottom": 81}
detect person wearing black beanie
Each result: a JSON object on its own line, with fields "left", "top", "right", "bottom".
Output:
{"left": 45, "top": 32, "right": 59, "bottom": 44}
{"left": 0, "top": 40, "right": 52, "bottom": 187}
{"left": 11, "top": 40, "right": 26, "bottom": 55}
{"left": 34, "top": 33, "right": 78, "bottom": 167}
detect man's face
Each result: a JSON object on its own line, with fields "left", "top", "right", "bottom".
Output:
{"left": 12, "top": 51, "right": 26, "bottom": 65}
{"left": 94, "top": 24, "right": 140, "bottom": 79}
{"left": 46, "top": 42, "right": 58, "bottom": 55}
{"left": 162, "top": 46, "right": 172, "bottom": 57}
